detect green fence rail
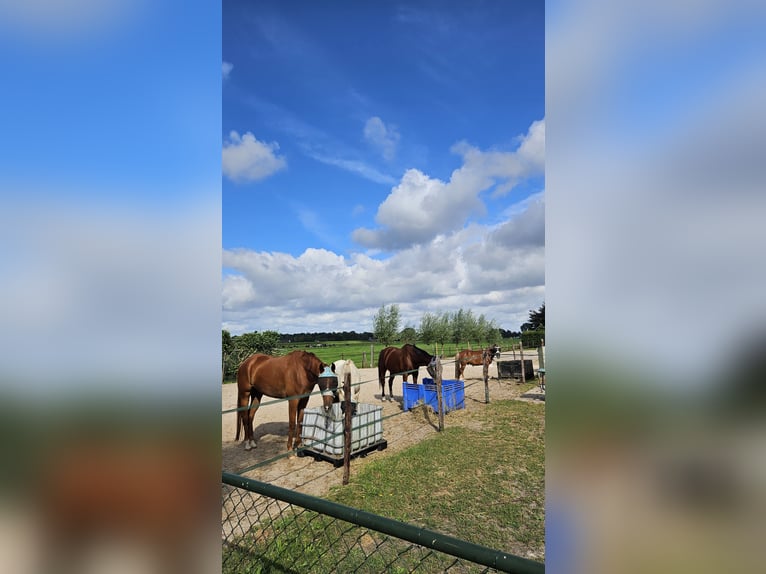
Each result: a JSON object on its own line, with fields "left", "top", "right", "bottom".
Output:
{"left": 222, "top": 471, "right": 544, "bottom": 574}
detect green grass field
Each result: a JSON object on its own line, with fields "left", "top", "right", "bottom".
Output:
{"left": 223, "top": 394, "right": 544, "bottom": 572}
{"left": 326, "top": 397, "right": 545, "bottom": 554}
{"left": 224, "top": 338, "right": 522, "bottom": 383}
{"left": 255, "top": 339, "right": 518, "bottom": 368}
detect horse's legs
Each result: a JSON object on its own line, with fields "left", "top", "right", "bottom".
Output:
{"left": 388, "top": 375, "right": 395, "bottom": 401}
{"left": 286, "top": 399, "right": 297, "bottom": 451}
{"left": 294, "top": 396, "right": 310, "bottom": 450}
{"left": 246, "top": 391, "right": 262, "bottom": 450}
{"left": 235, "top": 388, "right": 250, "bottom": 442}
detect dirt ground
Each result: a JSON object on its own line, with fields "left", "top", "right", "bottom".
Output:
{"left": 222, "top": 352, "right": 544, "bottom": 498}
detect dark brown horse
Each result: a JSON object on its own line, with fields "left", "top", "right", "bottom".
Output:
{"left": 377, "top": 344, "right": 434, "bottom": 401}
{"left": 454, "top": 344, "right": 501, "bottom": 379}
{"left": 235, "top": 350, "right": 329, "bottom": 451}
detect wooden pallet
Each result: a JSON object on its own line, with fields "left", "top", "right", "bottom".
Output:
{"left": 297, "top": 439, "right": 388, "bottom": 467}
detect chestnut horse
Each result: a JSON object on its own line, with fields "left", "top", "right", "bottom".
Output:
{"left": 377, "top": 344, "right": 434, "bottom": 401}
{"left": 235, "top": 350, "right": 329, "bottom": 451}
{"left": 454, "top": 344, "right": 501, "bottom": 379}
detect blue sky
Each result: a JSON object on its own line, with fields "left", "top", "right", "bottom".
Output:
{"left": 223, "top": 1, "right": 545, "bottom": 335}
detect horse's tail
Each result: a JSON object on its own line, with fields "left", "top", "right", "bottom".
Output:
{"left": 235, "top": 409, "right": 241, "bottom": 441}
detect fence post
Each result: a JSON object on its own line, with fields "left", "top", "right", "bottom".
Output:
{"left": 434, "top": 357, "right": 444, "bottom": 432}
{"left": 342, "top": 370, "right": 352, "bottom": 485}
{"left": 519, "top": 339, "right": 526, "bottom": 384}
{"left": 483, "top": 349, "right": 490, "bottom": 404}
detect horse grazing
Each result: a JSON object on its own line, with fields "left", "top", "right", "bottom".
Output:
{"left": 454, "top": 344, "right": 501, "bottom": 379}
{"left": 235, "top": 350, "right": 329, "bottom": 451}
{"left": 377, "top": 344, "right": 434, "bottom": 401}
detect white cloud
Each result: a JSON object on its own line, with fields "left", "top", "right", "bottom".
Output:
{"left": 304, "top": 151, "right": 397, "bottom": 185}
{"left": 222, "top": 131, "right": 287, "bottom": 183}
{"left": 242, "top": 96, "right": 398, "bottom": 185}
{"left": 352, "top": 168, "right": 485, "bottom": 250}
{"left": 516, "top": 118, "right": 545, "bottom": 173}
{"left": 494, "top": 192, "right": 545, "bottom": 247}
{"left": 222, "top": 195, "right": 545, "bottom": 334}
{"left": 222, "top": 61, "right": 233, "bottom": 79}
{"left": 353, "top": 118, "right": 545, "bottom": 250}
{"left": 364, "top": 116, "right": 400, "bottom": 161}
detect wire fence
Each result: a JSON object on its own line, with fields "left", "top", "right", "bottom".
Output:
{"left": 222, "top": 472, "right": 544, "bottom": 574}
{"left": 222, "top": 352, "right": 545, "bottom": 572}
{"left": 224, "top": 352, "right": 543, "bottom": 476}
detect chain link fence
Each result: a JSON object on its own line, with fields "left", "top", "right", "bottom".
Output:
{"left": 222, "top": 472, "right": 544, "bottom": 574}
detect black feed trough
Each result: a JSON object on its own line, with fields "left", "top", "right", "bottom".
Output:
{"left": 496, "top": 359, "right": 535, "bottom": 381}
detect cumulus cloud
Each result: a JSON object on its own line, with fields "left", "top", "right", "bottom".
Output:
{"left": 493, "top": 193, "right": 545, "bottom": 247}
{"left": 364, "top": 116, "right": 400, "bottom": 161}
{"left": 352, "top": 168, "right": 485, "bottom": 250}
{"left": 222, "top": 61, "right": 233, "bottom": 79}
{"left": 222, "top": 195, "right": 544, "bottom": 334}
{"left": 516, "top": 118, "right": 545, "bottom": 172}
{"left": 353, "top": 118, "right": 545, "bottom": 250}
{"left": 222, "top": 131, "right": 287, "bottom": 183}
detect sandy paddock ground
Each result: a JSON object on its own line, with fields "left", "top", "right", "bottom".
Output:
{"left": 222, "top": 352, "right": 544, "bottom": 497}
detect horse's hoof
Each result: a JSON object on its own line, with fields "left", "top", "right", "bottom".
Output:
{"left": 244, "top": 441, "right": 252, "bottom": 451}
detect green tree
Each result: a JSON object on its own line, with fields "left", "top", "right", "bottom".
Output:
{"left": 373, "top": 304, "right": 400, "bottom": 346}
{"left": 464, "top": 310, "right": 482, "bottom": 346}
{"left": 521, "top": 303, "right": 545, "bottom": 331}
{"left": 435, "top": 312, "right": 453, "bottom": 355}
{"left": 234, "top": 330, "right": 281, "bottom": 357}
{"left": 475, "top": 314, "right": 501, "bottom": 347}
{"left": 450, "top": 308, "right": 475, "bottom": 348}
{"left": 222, "top": 330, "right": 233, "bottom": 382}
{"left": 399, "top": 326, "right": 418, "bottom": 344}
{"left": 418, "top": 312, "right": 439, "bottom": 352}
{"left": 485, "top": 320, "right": 502, "bottom": 346}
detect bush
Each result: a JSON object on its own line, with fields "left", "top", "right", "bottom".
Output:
{"left": 521, "top": 330, "right": 545, "bottom": 349}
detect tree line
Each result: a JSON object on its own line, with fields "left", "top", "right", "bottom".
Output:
{"left": 222, "top": 303, "right": 544, "bottom": 381}
{"left": 371, "top": 303, "right": 543, "bottom": 350}
{"left": 278, "top": 331, "right": 374, "bottom": 343}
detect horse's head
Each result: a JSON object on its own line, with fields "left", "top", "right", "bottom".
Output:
{"left": 314, "top": 360, "right": 338, "bottom": 417}
{"left": 426, "top": 355, "right": 440, "bottom": 378}
{"left": 298, "top": 351, "right": 325, "bottom": 380}
{"left": 491, "top": 344, "right": 501, "bottom": 359}
{"left": 410, "top": 344, "right": 434, "bottom": 365}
